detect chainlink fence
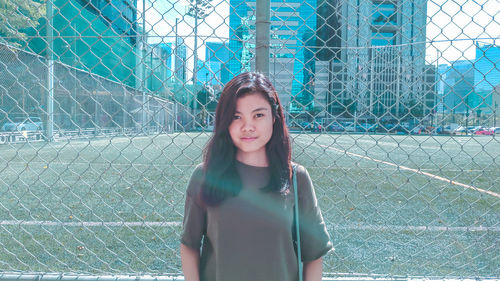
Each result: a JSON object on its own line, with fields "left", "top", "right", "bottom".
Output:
{"left": 0, "top": 0, "right": 499, "bottom": 279}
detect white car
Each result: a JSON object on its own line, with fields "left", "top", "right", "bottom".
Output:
{"left": 1, "top": 117, "right": 44, "bottom": 132}
{"left": 490, "top": 127, "right": 500, "bottom": 135}
{"left": 452, "top": 126, "right": 467, "bottom": 135}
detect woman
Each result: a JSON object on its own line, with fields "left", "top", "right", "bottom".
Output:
{"left": 180, "top": 72, "right": 332, "bottom": 281}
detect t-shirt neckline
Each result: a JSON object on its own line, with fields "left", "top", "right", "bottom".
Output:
{"left": 235, "top": 159, "right": 270, "bottom": 169}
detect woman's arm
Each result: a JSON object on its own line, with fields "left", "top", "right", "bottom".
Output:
{"left": 180, "top": 243, "right": 201, "bottom": 281}
{"left": 303, "top": 257, "right": 323, "bottom": 281}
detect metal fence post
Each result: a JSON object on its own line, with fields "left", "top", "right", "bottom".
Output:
{"left": 46, "top": 0, "right": 54, "bottom": 141}
{"left": 255, "top": 0, "right": 270, "bottom": 76}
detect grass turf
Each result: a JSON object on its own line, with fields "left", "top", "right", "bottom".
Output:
{"left": 0, "top": 133, "right": 498, "bottom": 277}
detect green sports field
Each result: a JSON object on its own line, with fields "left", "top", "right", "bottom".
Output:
{"left": 0, "top": 133, "right": 498, "bottom": 277}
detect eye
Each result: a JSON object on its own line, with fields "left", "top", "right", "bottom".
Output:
{"left": 233, "top": 115, "right": 241, "bottom": 120}
{"left": 255, "top": 113, "right": 264, "bottom": 118}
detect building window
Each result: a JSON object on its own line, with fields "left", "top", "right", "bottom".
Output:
{"left": 372, "top": 3, "right": 396, "bottom": 25}
{"left": 372, "top": 32, "right": 395, "bottom": 46}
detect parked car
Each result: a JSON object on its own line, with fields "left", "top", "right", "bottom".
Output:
{"left": 411, "top": 125, "right": 434, "bottom": 135}
{"left": 435, "top": 125, "right": 454, "bottom": 134}
{"left": 468, "top": 126, "right": 482, "bottom": 134}
{"left": 1, "top": 117, "right": 43, "bottom": 132}
{"left": 411, "top": 126, "right": 425, "bottom": 134}
{"left": 327, "top": 122, "right": 343, "bottom": 132}
{"left": 474, "top": 127, "right": 493, "bottom": 135}
{"left": 357, "top": 123, "right": 377, "bottom": 132}
{"left": 343, "top": 122, "right": 356, "bottom": 132}
{"left": 452, "top": 126, "right": 467, "bottom": 135}
{"left": 377, "top": 123, "right": 394, "bottom": 132}
{"left": 377, "top": 123, "right": 408, "bottom": 134}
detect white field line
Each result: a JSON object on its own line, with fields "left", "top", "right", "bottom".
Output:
{"left": 1, "top": 220, "right": 499, "bottom": 232}
{"left": 0, "top": 220, "right": 181, "bottom": 227}
{"left": 5, "top": 161, "right": 497, "bottom": 173}
{"left": 330, "top": 224, "right": 500, "bottom": 232}
{"left": 4, "top": 161, "right": 195, "bottom": 167}
{"left": 0, "top": 273, "right": 498, "bottom": 281}
{"left": 297, "top": 138, "right": 500, "bottom": 198}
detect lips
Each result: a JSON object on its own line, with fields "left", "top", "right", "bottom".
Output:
{"left": 241, "top": 136, "right": 257, "bottom": 142}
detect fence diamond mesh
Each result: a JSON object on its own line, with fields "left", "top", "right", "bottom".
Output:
{"left": 0, "top": 0, "right": 499, "bottom": 279}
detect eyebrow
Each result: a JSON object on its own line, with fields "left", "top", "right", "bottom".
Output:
{"left": 234, "top": 107, "right": 269, "bottom": 114}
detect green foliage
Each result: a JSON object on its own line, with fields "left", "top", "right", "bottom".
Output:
{"left": 343, "top": 98, "right": 357, "bottom": 117}
{"left": 194, "top": 86, "right": 217, "bottom": 111}
{"left": 0, "top": 0, "right": 45, "bottom": 45}
{"left": 407, "top": 99, "right": 424, "bottom": 118}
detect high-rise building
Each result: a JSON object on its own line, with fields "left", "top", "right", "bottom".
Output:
{"left": 228, "top": 0, "right": 316, "bottom": 111}
{"left": 27, "top": 0, "right": 139, "bottom": 87}
{"left": 474, "top": 42, "right": 500, "bottom": 113}
{"left": 196, "top": 60, "right": 222, "bottom": 85}
{"left": 145, "top": 43, "right": 170, "bottom": 94}
{"left": 206, "top": 42, "right": 230, "bottom": 85}
{"left": 318, "top": 0, "right": 431, "bottom": 121}
{"left": 175, "top": 36, "right": 187, "bottom": 83}
{"left": 84, "top": 0, "right": 137, "bottom": 45}
{"left": 437, "top": 61, "right": 475, "bottom": 114}
{"left": 158, "top": 42, "right": 173, "bottom": 81}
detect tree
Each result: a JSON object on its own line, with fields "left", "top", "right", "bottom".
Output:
{"left": 0, "top": 0, "right": 45, "bottom": 46}
{"left": 186, "top": 0, "right": 212, "bottom": 84}
{"left": 408, "top": 100, "right": 424, "bottom": 118}
{"left": 342, "top": 98, "right": 357, "bottom": 118}
{"left": 195, "top": 86, "right": 217, "bottom": 127}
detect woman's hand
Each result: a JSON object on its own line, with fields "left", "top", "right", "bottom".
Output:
{"left": 303, "top": 257, "right": 323, "bottom": 281}
{"left": 180, "top": 243, "right": 201, "bottom": 281}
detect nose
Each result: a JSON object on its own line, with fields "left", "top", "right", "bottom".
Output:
{"left": 241, "top": 118, "right": 255, "bottom": 132}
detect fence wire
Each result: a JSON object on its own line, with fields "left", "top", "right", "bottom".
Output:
{"left": 0, "top": 0, "right": 499, "bottom": 279}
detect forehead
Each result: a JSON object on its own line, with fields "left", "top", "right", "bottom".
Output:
{"left": 235, "top": 92, "right": 271, "bottom": 111}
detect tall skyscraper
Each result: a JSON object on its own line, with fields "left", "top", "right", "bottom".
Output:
{"left": 438, "top": 61, "right": 475, "bottom": 114}
{"left": 319, "top": 0, "right": 431, "bottom": 121}
{"left": 175, "top": 36, "right": 187, "bottom": 83}
{"left": 206, "top": 42, "right": 230, "bottom": 85}
{"left": 228, "top": 0, "right": 316, "bottom": 111}
{"left": 474, "top": 41, "right": 500, "bottom": 113}
{"left": 82, "top": 0, "right": 137, "bottom": 45}
{"left": 26, "top": 0, "right": 139, "bottom": 87}
{"left": 158, "top": 42, "right": 173, "bottom": 81}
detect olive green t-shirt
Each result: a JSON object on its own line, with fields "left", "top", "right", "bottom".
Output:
{"left": 181, "top": 161, "right": 333, "bottom": 281}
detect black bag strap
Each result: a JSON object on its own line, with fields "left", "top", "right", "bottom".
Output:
{"left": 292, "top": 164, "right": 303, "bottom": 281}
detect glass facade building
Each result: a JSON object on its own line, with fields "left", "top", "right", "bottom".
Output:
{"left": 474, "top": 42, "right": 500, "bottom": 112}
{"left": 319, "top": 0, "right": 432, "bottom": 121}
{"left": 205, "top": 42, "right": 230, "bottom": 85}
{"left": 27, "top": 0, "right": 139, "bottom": 87}
{"left": 438, "top": 61, "right": 475, "bottom": 114}
{"left": 227, "top": 0, "right": 316, "bottom": 111}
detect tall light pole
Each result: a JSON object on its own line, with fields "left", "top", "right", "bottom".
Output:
{"left": 46, "top": 0, "right": 54, "bottom": 141}
{"left": 465, "top": 94, "right": 469, "bottom": 135}
{"left": 186, "top": 0, "right": 212, "bottom": 129}
{"left": 494, "top": 101, "right": 497, "bottom": 128}
{"left": 142, "top": 0, "right": 148, "bottom": 132}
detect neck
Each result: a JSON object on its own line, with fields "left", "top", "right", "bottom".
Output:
{"left": 236, "top": 150, "right": 269, "bottom": 167}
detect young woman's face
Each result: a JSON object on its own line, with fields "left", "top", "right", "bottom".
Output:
{"left": 228, "top": 92, "right": 274, "bottom": 166}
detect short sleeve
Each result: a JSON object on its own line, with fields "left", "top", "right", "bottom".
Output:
{"left": 180, "top": 165, "right": 206, "bottom": 250}
{"left": 296, "top": 165, "right": 333, "bottom": 262}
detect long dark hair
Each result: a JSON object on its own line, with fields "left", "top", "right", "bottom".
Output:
{"left": 200, "top": 72, "right": 292, "bottom": 206}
